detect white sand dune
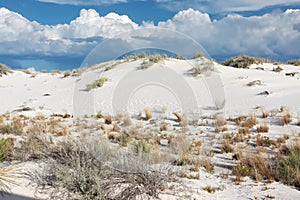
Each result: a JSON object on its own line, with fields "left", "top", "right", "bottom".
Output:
{"left": 1, "top": 57, "right": 300, "bottom": 199}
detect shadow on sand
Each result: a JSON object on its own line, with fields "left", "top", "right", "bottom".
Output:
{"left": 0, "top": 193, "right": 36, "bottom": 200}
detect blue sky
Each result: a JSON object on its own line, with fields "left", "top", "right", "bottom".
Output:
{"left": 0, "top": 0, "right": 299, "bottom": 70}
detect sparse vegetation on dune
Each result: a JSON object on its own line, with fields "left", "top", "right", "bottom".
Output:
{"left": 0, "top": 64, "right": 12, "bottom": 77}
{"left": 86, "top": 77, "right": 109, "bottom": 91}
{"left": 223, "top": 55, "right": 269, "bottom": 69}
{"left": 233, "top": 142, "right": 300, "bottom": 188}
{"left": 29, "top": 138, "right": 172, "bottom": 200}
{"left": 287, "top": 59, "right": 300, "bottom": 66}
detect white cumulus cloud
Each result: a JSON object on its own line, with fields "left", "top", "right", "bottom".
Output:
{"left": 0, "top": 7, "right": 299, "bottom": 69}
{"left": 0, "top": 7, "right": 138, "bottom": 57}
{"left": 36, "top": 0, "right": 127, "bottom": 5}
{"left": 158, "top": 8, "right": 300, "bottom": 60}
{"left": 155, "top": 0, "right": 300, "bottom": 13}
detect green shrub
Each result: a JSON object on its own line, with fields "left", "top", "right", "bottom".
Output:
{"left": 223, "top": 55, "right": 268, "bottom": 69}
{"left": 0, "top": 123, "right": 23, "bottom": 135}
{"left": 86, "top": 77, "right": 108, "bottom": 91}
{"left": 132, "top": 139, "right": 151, "bottom": 155}
{"left": 0, "top": 138, "right": 14, "bottom": 162}
{"left": 116, "top": 132, "right": 132, "bottom": 147}
{"left": 275, "top": 144, "right": 300, "bottom": 187}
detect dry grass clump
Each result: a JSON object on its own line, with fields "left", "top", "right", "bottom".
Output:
{"left": 238, "top": 127, "right": 250, "bottom": 135}
{"left": 221, "top": 139, "right": 234, "bottom": 153}
{"left": 232, "top": 143, "right": 300, "bottom": 187}
{"left": 200, "top": 159, "right": 214, "bottom": 174}
{"left": 223, "top": 55, "right": 268, "bottom": 69}
{"left": 144, "top": 108, "right": 152, "bottom": 120}
{"left": 256, "top": 136, "right": 277, "bottom": 147}
{"left": 0, "top": 64, "right": 12, "bottom": 77}
{"left": 203, "top": 186, "right": 215, "bottom": 193}
{"left": 122, "top": 114, "right": 132, "bottom": 126}
{"left": 172, "top": 112, "right": 183, "bottom": 122}
{"left": 243, "top": 114, "right": 259, "bottom": 128}
{"left": 172, "top": 112, "right": 188, "bottom": 129}
{"left": 280, "top": 112, "right": 291, "bottom": 126}
{"left": 0, "top": 166, "right": 19, "bottom": 195}
{"left": 233, "top": 153, "right": 273, "bottom": 182}
{"left": 214, "top": 115, "right": 227, "bottom": 133}
{"left": 160, "top": 122, "right": 168, "bottom": 131}
{"left": 112, "top": 123, "right": 120, "bottom": 132}
{"left": 170, "top": 134, "right": 191, "bottom": 155}
{"left": 86, "top": 77, "right": 108, "bottom": 91}
{"left": 0, "top": 138, "right": 14, "bottom": 162}
{"left": 256, "top": 125, "right": 269, "bottom": 133}
{"left": 260, "top": 107, "right": 269, "bottom": 118}
{"left": 29, "top": 138, "right": 170, "bottom": 200}
{"left": 173, "top": 153, "right": 197, "bottom": 166}
{"left": 104, "top": 115, "right": 112, "bottom": 124}
{"left": 234, "top": 116, "right": 246, "bottom": 126}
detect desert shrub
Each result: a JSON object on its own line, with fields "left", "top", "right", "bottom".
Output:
{"left": 0, "top": 64, "right": 12, "bottom": 77}
{"left": 29, "top": 138, "right": 170, "bottom": 200}
{"left": 273, "top": 66, "right": 283, "bottom": 72}
{"left": 223, "top": 55, "right": 268, "bottom": 69}
{"left": 287, "top": 60, "right": 300, "bottom": 66}
{"left": 131, "top": 139, "right": 151, "bottom": 155}
{"left": 116, "top": 132, "right": 132, "bottom": 147}
{"left": 275, "top": 143, "right": 300, "bottom": 188}
{"left": 17, "top": 133, "right": 49, "bottom": 160}
{"left": 139, "top": 54, "right": 165, "bottom": 69}
{"left": 86, "top": 77, "right": 108, "bottom": 91}
{"left": 233, "top": 153, "right": 273, "bottom": 182}
{"left": 0, "top": 122, "right": 23, "bottom": 135}
{"left": 0, "top": 138, "right": 14, "bottom": 162}
{"left": 63, "top": 70, "right": 71, "bottom": 78}
{"left": 233, "top": 163, "right": 253, "bottom": 182}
